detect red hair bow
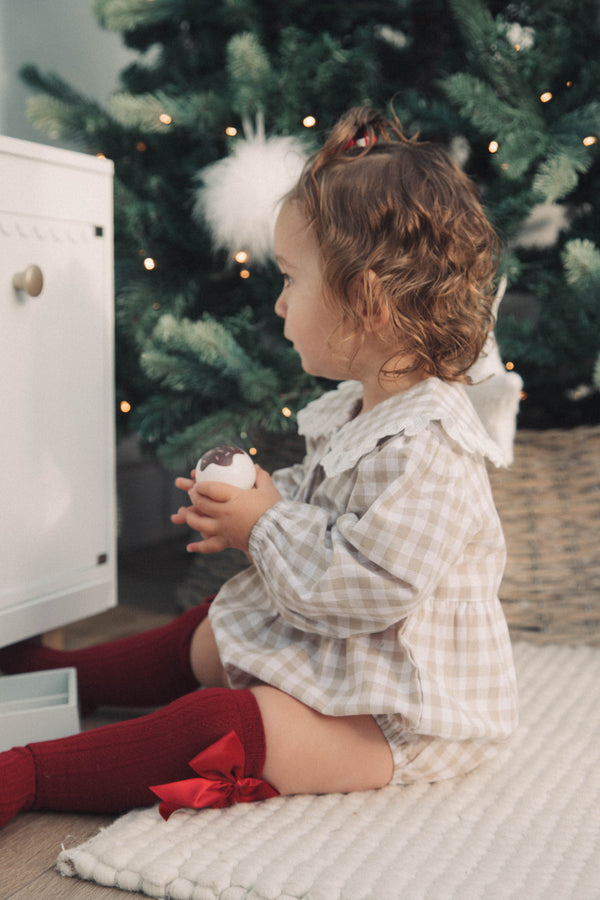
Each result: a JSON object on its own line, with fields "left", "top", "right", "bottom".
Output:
{"left": 150, "top": 731, "right": 279, "bottom": 820}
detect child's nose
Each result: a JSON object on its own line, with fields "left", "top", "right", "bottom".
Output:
{"left": 274, "top": 293, "right": 286, "bottom": 318}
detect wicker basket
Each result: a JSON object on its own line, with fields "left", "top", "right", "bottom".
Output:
{"left": 489, "top": 426, "right": 600, "bottom": 646}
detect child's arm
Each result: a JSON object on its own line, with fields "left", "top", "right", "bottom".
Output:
{"left": 172, "top": 466, "right": 282, "bottom": 555}
{"left": 269, "top": 462, "right": 306, "bottom": 498}
{"left": 243, "top": 440, "right": 496, "bottom": 638}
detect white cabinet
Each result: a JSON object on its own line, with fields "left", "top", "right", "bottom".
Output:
{"left": 0, "top": 136, "right": 117, "bottom": 646}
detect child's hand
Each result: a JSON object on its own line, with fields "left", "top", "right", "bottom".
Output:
{"left": 171, "top": 466, "right": 281, "bottom": 556}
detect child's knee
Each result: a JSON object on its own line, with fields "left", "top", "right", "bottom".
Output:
{"left": 250, "top": 685, "right": 394, "bottom": 795}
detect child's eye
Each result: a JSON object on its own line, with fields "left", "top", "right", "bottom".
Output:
{"left": 281, "top": 273, "right": 293, "bottom": 288}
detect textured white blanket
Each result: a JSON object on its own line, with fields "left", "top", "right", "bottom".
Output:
{"left": 57, "top": 642, "right": 600, "bottom": 899}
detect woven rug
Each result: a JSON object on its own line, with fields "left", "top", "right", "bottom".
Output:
{"left": 57, "top": 640, "right": 600, "bottom": 900}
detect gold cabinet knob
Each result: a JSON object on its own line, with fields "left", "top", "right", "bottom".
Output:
{"left": 13, "top": 264, "right": 44, "bottom": 297}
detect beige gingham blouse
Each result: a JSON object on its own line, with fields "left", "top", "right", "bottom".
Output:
{"left": 209, "top": 378, "right": 518, "bottom": 783}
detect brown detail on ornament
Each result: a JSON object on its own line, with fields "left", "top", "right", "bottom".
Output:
{"left": 198, "top": 445, "right": 245, "bottom": 470}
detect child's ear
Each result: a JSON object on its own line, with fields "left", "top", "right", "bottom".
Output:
{"left": 360, "top": 270, "right": 390, "bottom": 333}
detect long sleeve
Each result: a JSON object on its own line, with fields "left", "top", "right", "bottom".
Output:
{"left": 248, "top": 430, "right": 500, "bottom": 638}
{"left": 269, "top": 462, "right": 306, "bottom": 500}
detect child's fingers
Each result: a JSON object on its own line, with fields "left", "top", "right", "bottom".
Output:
{"left": 185, "top": 493, "right": 226, "bottom": 519}
{"left": 192, "top": 481, "right": 237, "bottom": 502}
{"left": 175, "top": 476, "right": 195, "bottom": 491}
{"left": 186, "top": 535, "right": 227, "bottom": 554}
{"left": 173, "top": 506, "right": 217, "bottom": 535}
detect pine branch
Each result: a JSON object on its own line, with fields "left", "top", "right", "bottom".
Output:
{"left": 20, "top": 65, "right": 95, "bottom": 105}
{"left": 226, "top": 32, "right": 272, "bottom": 118}
{"left": 131, "top": 390, "right": 202, "bottom": 448}
{"left": 533, "top": 142, "right": 593, "bottom": 202}
{"left": 448, "top": 0, "right": 527, "bottom": 99}
{"left": 562, "top": 239, "right": 600, "bottom": 295}
{"left": 156, "top": 409, "right": 243, "bottom": 468}
{"left": 141, "top": 313, "right": 279, "bottom": 400}
{"left": 109, "top": 89, "right": 224, "bottom": 131}
{"left": 442, "top": 72, "right": 542, "bottom": 138}
{"left": 25, "top": 95, "right": 108, "bottom": 147}
{"left": 555, "top": 102, "right": 600, "bottom": 141}
{"left": 449, "top": 0, "right": 496, "bottom": 56}
{"left": 91, "top": 0, "right": 188, "bottom": 32}
{"left": 20, "top": 65, "right": 115, "bottom": 146}
{"left": 155, "top": 389, "right": 304, "bottom": 469}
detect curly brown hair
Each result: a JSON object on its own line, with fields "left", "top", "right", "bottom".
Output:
{"left": 285, "top": 106, "right": 500, "bottom": 383}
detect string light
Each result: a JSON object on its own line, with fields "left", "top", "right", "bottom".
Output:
{"left": 540, "top": 92, "right": 553, "bottom": 103}
{"left": 303, "top": 116, "right": 316, "bottom": 128}
{"left": 159, "top": 113, "right": 172, "bottom": 125}
{"left": 488, "top": 141, "right": 499, "bottom": 154}
{"left": 505, "top": 361, "right": 515, "bottom": 371}
{"left": 136, "top": 141, "right": 147, "bottom": 152}
{"left": 583, "top": 135, "right": 598, "bottom": 146}
{"left": 248, "top": 447, "right": 258, "bottom": 456}
{"left": 96, "top": 152, "right": 107, "bottom": 159}
{"left": 281, "top": 407, "right": 292, "bottom": 418}
{"left": 120, "top": 400, "right": 132, "bottom": 414}
{"left": 240, "top": 269, "right": 250, "bottom": 279}
{"left": 225, "top": 126, "right": 238, "bottom": 137}
{"left": 144, "top": 257, "right": 156, "bottom": 270}
{"left": 234, "top": 250, "right": 249, "bottom": 264}
{"left": 152, "top": 302, "right": 161, "bottom": 310}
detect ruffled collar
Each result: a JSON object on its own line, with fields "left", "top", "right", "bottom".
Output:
{"left": 297, "top": 379, "right": 506, "bottom": 477}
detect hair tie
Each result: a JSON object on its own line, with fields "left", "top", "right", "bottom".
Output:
{"left": 344, "top": 130, "right": 378, "bottom": 151}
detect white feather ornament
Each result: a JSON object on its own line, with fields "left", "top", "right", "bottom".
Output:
{"left": 195, "top": 133, "right": 308, "bottom": 264}
{"left": 464, "top": 276, "right": 523, "bottom": 466}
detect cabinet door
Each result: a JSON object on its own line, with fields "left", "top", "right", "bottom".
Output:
{"left": 0, "top": 210, "right": 115, "bottom": 642}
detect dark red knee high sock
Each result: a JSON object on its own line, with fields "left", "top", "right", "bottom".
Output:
{"left": 0, "top": 603, "right": 211, "bottom": 711}
{"left": 0, "top": 749, "right": 36, "bottom": 829}
{"left": 1, "top": 687, "right": 272, "bottom": 827}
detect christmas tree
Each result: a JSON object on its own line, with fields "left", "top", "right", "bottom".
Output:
{"left": 440, "top": 0, "right": 600, "bottom": 425}
{"left": 21, "top": 0, "right": 600, "bottom": 464}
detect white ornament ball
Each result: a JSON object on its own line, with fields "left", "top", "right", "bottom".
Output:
{"left": 195, "top": 445, "right": 256, "bottom": 489}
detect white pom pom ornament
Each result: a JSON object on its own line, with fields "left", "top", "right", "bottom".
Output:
{"left": 195, "top": 132, "right": 308, "bottom": 264}
{"left": 195, "top": 445, "right": 256, "bottom": 490}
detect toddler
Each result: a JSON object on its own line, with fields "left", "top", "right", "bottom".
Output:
{"left": 0, "top": 107, "right": 517, "bottom": 827}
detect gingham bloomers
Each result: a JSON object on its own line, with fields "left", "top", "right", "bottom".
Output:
{"left": 209, "top": 378, "right": 519, "bottom": 783}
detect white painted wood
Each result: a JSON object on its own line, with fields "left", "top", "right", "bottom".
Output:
{"left": 0, "top": 137, "right": 116, "bottom": 646}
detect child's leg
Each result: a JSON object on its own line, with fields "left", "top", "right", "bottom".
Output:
{"left": 0, "top": 603, "right": 213, "bottom": 711}
{"left": 0, "top": 687, "right": 269, "bottom": 828}
{"left": 189, "top": 615, "right": 227, "bottom": 686}
{"left": 1, "top": 682, "right": 395, "bottom": 829}
{"left": 250, "top": 685, "right": 394, "bottom": 795}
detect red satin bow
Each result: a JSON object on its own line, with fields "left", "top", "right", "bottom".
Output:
{"left": 150, "top": 731, "right": 279, "bottom": 820}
